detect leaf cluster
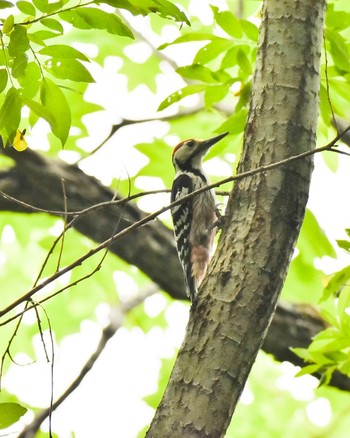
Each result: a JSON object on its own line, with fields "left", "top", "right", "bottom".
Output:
{"left": 158, "top": 5, "right": 257, "bottom": 126}
{"left": 0, "top": 0, "right": 189, "bottom": 146}
{"left": 293, "top": 230, "right": 350, "bottom": 385}
{"left": 2, "top": 0, "right": 350, "bottom": 436}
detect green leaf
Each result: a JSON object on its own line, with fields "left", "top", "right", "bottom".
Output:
{"left": 235, "top": 81, "right": 251, "bottom": 111}
{"left": 320, "top": 308, "right": 340, "bottom": 328}
{"left": 134, "top": 138, "right": 173, "bottom": 186}
{"left": 322, "top": 266, "right": 350, "bottom": 302}
{"left": 308, "top": 328, "right": 346, "bottom": 353}
{"left": 0, "top": 402, "right": 27, "bottom": 428}
{"left": 211, "top": 6, "right": 242, "bottom": 38}
{"left": 298, "top": 210, "right": 336, "bottom": 260}
{"left": 60, "top": 8, "right": 134, "bottom": 38}
{"left": 294, "top": 363, "right": 323, "bottom": 377}
{"left": 149, "top": 0, "right": 190, "bottom": 25}
{"left": 338, "top": 359, "right": 350, "bottom": 376}
{"left": 176, "top": 64, "right": 218, "bottom": 83}
{"left": 326, "top": 5, "right": 350, "bottom": 31}
{"left": 8, "top": 25, "right": 30, "bottom": 56}
{"left": 204, "top": 84, "right": 229, "bottom": 108}
{"left": 158, "top": 33, "right": 214, "bottom": 50}
{"left": 45, "top": 0, "right": 65, "bottom": 14}
{"left": 2, "top": 14, "right": 14, "bottom": 33}
{"left": 44, "top": 58, "right": 94, "bottom": 82}
{"left": 0, "top": 68, "right": 8, "bottom": 92}
{"left": 338, "top": 288, "right": 350, "bottom": 335}
{"left": 240, "top": 19, "right": 259, "bottom": 41}
{"left": 158, "top": 84, "right": 207, "bottom": 111}
{"left": 221, "top": 44, "right": 251, "bottom": 69}
{"left": 29, "top": 30, "right": 59, "bottom": 42}
{"left": 120, "top": 53, "right": 160, "bottom": 92}
{"left": 16, "top": 0, "right": 36, "bottom": 15}
{"left": 40, "top": 78, "right": 71, "bottom": 145}
{"left": 12, "top": 52, "right": 28, "bottom": 78}
{"left": 290, "top": 347, "right": 313, "bottom": 362}
{"left": 194, "top": 38, "right": 233, "bottom": 64}
{"left": 32, "top": 0, "right": 48, "bottom": 13}
{"left": 41, "top": 18, "right": 64, "bottom": 33}
{"left": 237, "top": 48, "right": 252, "bottom": 76}
{"left": 327, "top": 29, "right": 350, "bottom": 72}
{"left": 216, "top": 109, "right": 248, "bottom": 134}
{"left": 101, "top": 0, "right": 190, "bottom": 25}
{"left": 18, "top": 61, "right": 41, "bottom": 98}
{"left": 0, "top": 0, "right": 14, "bottom": 9}
{"left": 23, "top": 97, "right": 55, "bottom": 127}
{"left": 39, "top": 45, "right": 89, "bottom": 62}
{"left": 0, "top": 87, "right": 21, "bottom": 141}
{"left": 319, "top": 367, "right": 336, "bottom": 386}
{"left": 337, "top": 239, "right": 350, "bottom": 252}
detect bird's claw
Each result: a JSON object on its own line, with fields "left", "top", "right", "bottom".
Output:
{"left": 209, "top": 208, "right": 226, "bottom": 231}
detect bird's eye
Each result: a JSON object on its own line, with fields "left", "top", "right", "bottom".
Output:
{"left": 186, "top": 140, "right": 195, "bottom": 147}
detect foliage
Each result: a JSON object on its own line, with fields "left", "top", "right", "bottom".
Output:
{"left": 293, "top": 232, "right": 350, "bottom": 385}
{"left": 0, "top": 402, "right": 27, "bottom": 428}
{"left": 0, "top": 0, "right": 350, "bottom": 437}
{"left": 0, "top": 0, "right": 189, "bottom": 146}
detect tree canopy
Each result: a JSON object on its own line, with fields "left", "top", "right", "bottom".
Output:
{"left": 1, "top": 0, "right": 350, "bottom": 437}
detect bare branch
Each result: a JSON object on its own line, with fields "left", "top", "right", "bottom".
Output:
{"left": 17, "top": 286, "right": 157, "bottom": 438}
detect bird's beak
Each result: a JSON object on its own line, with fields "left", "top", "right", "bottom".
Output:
{"left": 199, "top": 132, "right": 229, "bottom": 152}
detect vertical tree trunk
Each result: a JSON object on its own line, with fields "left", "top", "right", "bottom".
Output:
{"left": 147, "top": 0, "right": 326, "bottom": 437}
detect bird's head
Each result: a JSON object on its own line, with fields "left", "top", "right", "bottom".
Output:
{"left": 172, "top": 132, "right": 228, "bottom": 171}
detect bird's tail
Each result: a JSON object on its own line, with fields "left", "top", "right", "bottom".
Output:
{"left": 185, "top": 268, "right": 197, "bottom": 302}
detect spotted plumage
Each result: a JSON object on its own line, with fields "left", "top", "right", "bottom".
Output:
{"left": 171, "top": 132, "right": 228, "bottom": 301}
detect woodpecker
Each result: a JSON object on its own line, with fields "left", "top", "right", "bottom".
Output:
{"left": 171, "top": 132, "right": 228, "bottom": 301}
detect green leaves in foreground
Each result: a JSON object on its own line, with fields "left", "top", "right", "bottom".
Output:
{"left": 40, "top": 78, "right": 71, "bottom": 146}
{"left": 101, "top": 0, "right": 190, "bottom": 25}
{"left": 293, "top": 231, "right": 350, "bottom": 385}
{"left": 0, "top": 0, "right": 189, "bottom": 148}
{"left": 292, "top": 287, "right": 350, "bottom": 385}
{"left": 0, "top": 402, "right": 27, "bottom": 429}
{"left": 157, "top": 8, "right": 258, "bottom": 112}
{"left": 0, "top": 87, "right": 21, "bottom": 143}
{"left": 0, "top": 79, "right": 71, "bottom": 147}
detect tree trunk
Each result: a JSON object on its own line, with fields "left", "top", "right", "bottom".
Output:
{"left": 147, "top": 0, "right": 326, "bottom": 437}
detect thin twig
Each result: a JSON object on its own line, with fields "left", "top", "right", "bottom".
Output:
{"left": 32, "top": 301, "right": 50, "bottom": 363}
{"left": 75, "top": 107, "right": 204, "bottom": 162}
{"left": 56, "top": 179, "right": 68, "bottom": 272}
{"left": 18, "top": 0, "right": 95, "bottom": 26}
{"left": 0, "top": 188, "right": 168, "bottom": 216}
{"left": 0, "top": 126, "right": 349, "bottom": 320}
{"left": 16, "top": 286, "right": 158, "bottom": 438}
{"left": 0, "top": 301, "right": 30, "bottom": 389}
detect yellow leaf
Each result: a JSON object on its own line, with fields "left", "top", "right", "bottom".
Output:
{"left": 13, "top": 129, "right": 28, "bottom": 152}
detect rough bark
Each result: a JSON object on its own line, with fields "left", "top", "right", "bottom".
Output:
{"left": 146, "top": 1, "right": 326, "bottom": 437}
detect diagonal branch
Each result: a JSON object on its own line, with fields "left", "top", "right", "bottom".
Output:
{"left": 1, "top": 133, "right": 348, "bottom": 316}
{"left": 17, "top": 286, "right": 157, "bottom": 438}
{"left": 1, "top": 139, "right": 350, "bottom": 391}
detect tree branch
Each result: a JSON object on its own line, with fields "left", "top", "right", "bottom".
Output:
{"left": 17, "top": 286, "right": 157, "bottom": 438}
{"left": 1, "top": 130, "right": 350, "bottom": 391}
{"left": 1, "top": 132, "right": 348, "bottom": 316}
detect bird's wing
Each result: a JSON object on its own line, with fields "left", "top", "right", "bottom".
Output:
{"left": 171, "top": 173, "right": 196, "bottom": 300}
